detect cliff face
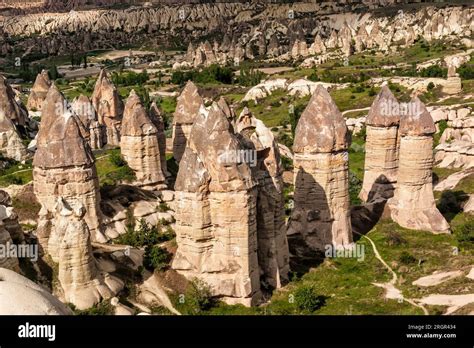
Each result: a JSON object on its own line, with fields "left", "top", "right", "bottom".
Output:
{"left": 1, "top": 1, "right": 470, "bottom": 58}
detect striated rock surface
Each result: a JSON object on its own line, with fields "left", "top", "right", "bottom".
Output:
{"left": 0, "top": 75, "right": 28, "bottom": 127}
{"left": 0, "top": 267, "right": 72, "bottom": 315}
{"left": 287, "top": 85, "right": 353, "bottom": 253}
{"left": 172, "top": 103, "right": 261, "bottom": 306}
{"left": 33, "top": 84, "right": 107, "bottom": 244}
{"left": 27, "top": 70, "right": 51, "bottom": 111}
{"left": 72, "top": 94, "right": 103, "bottom": 150}
{"left": 91, "top": 69, "right": 123, "bottom": 146}
{"left": 236, "top": 108, "right": 289, "bottom": 290}
{"left": 53, "top": 198, "right": 123, "bottom": 310}
{"left": 0, "top": 77, "right": 29, "bottom": 161}
{"left": 120, "top": 90, "right": 166, "bottom": 190}
{"left": 149, "top": 102, "right": 169, "bottom": 178}
{"left": 172, "top": 81, "right": 203, "bottom": 162}
{"left": 360, "top": 85, "right": 400, "bottom": 202}
{"left": 388, "top": 98, "right": 450, "bottom": 234}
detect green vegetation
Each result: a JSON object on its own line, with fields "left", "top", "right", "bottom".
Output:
{"left": 171, "top": 64, "right": 234, "bottom": 85}
{"left": 111, "top": 70, "right": 149, "bottom": 86}
{"left": 115, "top": 218, "right": 175, "bottom": 248}
{"left": 0, "top": 158, "right": 33, "bottom": 187}
{"left": 236, "top": 67, "right": 266, "bottom": 87}
{"left": 96, "top": 149, "right": 135, "bottom": 186}
{"left": 144, "top": 244, "right": 172, "bottom": 271}
{"left": 174, "top": 278, "right": 217, "bottom": 315}
{"left": 69, "top": 301, "right": 114, "bottom": 315}
{"left": 294, "top": 284, "right": 327, "bottom": 313}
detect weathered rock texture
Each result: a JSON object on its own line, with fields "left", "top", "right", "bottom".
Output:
{"left": 0, "top": 267, "right": 72, "bottom": 315}
{"left": 149, "top": 101, "right": 169, "bottom": 177}
{"left": 287, "top": 85, "right": 353, "bottom": 252}
{"left": 0, "top": 205, "right": 20, "bottom": 272}
{"left": 33, "top": 84, "right": 107, "bottom": 244}
{"left": 172, "top": 103, "right": 261, "bottom": 306}
{"left": 120, "top": 90, "right": 166, "bottom": 190}
{"left": 52, "top": 198, "right": 123, "bottom": 310}
{"left": 388, "top": 98, "right": 450, "bottom": 234}
{"left": 360, "top": 86, "right": 400, "bottom": 202}
{"left": 72, "top": 94, "right": 103, "bottom": 150}
{"left": 91, "top": 69, "right": 123, "bottom": 147}
{"left": 0, "top": 76, "right": 29, "bottom": 161}
{"left": 236, "top": 107, "right": 289, "bottom": 290}
{"left": 27, "top": 70, "right": 51, "bottom": 111}
{"left": 172, "top": 81, "right": 203, "bottom": 162}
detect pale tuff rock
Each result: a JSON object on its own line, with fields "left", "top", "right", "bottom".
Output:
{"left": 33, "top": 84, "right": 107, "bottom": 244}
{"left": 242, "top": 79, "right": 288, "bottom": 102}
{"left": 288, "top": 85, "right": 353, "bottom": 252}
{"left": 354, "top": 24, "right": 369, "bottom": 52}
{"left": 52, "top": 198, "right": 123, "bottom": 310}
{"left": 360, "top": 86, "right": 400, "bottom": 202}
{"left": 435, "top": 141, "right": 474, "bottom": 169}
{"left": 439, "top": 108, "right": 473, "bottom": 144}
{"left": 72, "top": 95, "right": 103, "bottom": 150}
{"left": 172, "top": 81, "right": 203, "bottom": 162}
{"left": 27, "top": 70, "right": 51, "bottom": 111}
{"left": 0, "top": 77, "right": 29, "bottom": 161}
{"left": 291, "top": 40, "right": 308, "bottom": 59}
{"left": 309, "top": 34, "right": 326, "bottom": 55}
{"left": 0, "top": 75, "right": 28, "bottom": 127}
{"left": 0, "top": 267, "right": 73, "bottom": 315}
{"left": 287, "top": 79, "right": 333, "bottom": 98}
{"left": 388, "top": 98, "right": 450, "bottom": 234}
{"left": 0, "top": 205, "right": 20, "bottom": 272}
{"left": 91, "top": 69, "right": 124, "bottom": 146}
{"left": 236, "top": 108, "right": 289, "bottom": 290}
{"left": 120, "top": 90, "right": 166, "bottom": 190}
{"left": 149, "top": 102, "right": 169, "bottom": 177}
{"left": 172, "top": 103, "right": 261, "bottom": 306}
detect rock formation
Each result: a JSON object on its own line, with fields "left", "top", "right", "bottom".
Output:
{"left": 0, "top": 206, "right": 20, "bottom": 272}
{"left": 120, "top": 90, "right": 166, "bottom": 190}
{"left": 172, "top": 81, "right": 203, "bottom": 162}
{"left": 91, "top": 69, "right": 123, "bottom": 147}
{"left": 287, "top": 85, "right": 353, "bottom": 253}
{"left": 236, "top": 107, "right": 289, "bottom": 290}
{"left": 172, "top": 103, "right": 261, "bottom": 306}
{"left": 359, "top": 86, "right": 400, "bottom": 202}
{"left": 388, "top": 98, "right": 450, "bottom": 234}
{"left": 33, "top": 84, "right": 107, "bottom": 244}
{"left": 52, "top": 198, "right": 123, "bottom": 310}
{"left": 149, "top": 101, "right": 169, "bottom": 178}
{"left": 0, "top": 267, "right": 73, "bottom": 315}
{"left": 27, "top": 70, "right": 51, "bottom": 111}
{"left": 0, "top": 76, "right": 28, "bottom": 127}
{"left": 0, "top": 77, "right": 29, "bottom": 161}
{"left": 72, "top": 95, "right": 103, "bottom": 150}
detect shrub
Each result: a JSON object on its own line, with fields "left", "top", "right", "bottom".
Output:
{"left": 294, "top": 284, "right": 326, "bottom": 313}
{"left": 399, "top": 251, "right": 416, "bottom": 265}
{"left": 368, "top": 87, "right": 377, "bottom": 96}
{"left": 181, "top": 278, "right": 216, "bottom": 314}
{"left": 427, "top": 82, "right": 435, "bottom": 91}
{"left": 109, "top": 149, "right": 126, "bottom": 167}
{"left": 144, "top": 245, "right": 171, "bottom": 271}
{"left": 420, "top": 65, "right": 446, "bottom": 78}
{"left": 158, "top": 202, "right": 170, "bottom": 212}
{"left": 454, "top": 220, "right": 474, "bottom": 244}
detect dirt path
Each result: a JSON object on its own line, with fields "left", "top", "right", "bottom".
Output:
{"left": 354, "top": 231, "right": 429, "bottom": 315}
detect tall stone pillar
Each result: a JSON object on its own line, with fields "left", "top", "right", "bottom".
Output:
{"left": 149, "top": 101, "right": 169, "bottom": 178}
{"left": 388, "top": 98, "right": 450, "bottom": 234}
{"left": 33, "top": 84, "right": 107, "bottom": 244}
{"left": 91, "top": 69, "right": 123, "bottom": 147}
{"left": 27, "top": 70, "right": 51, "bottom": 111}
{"left": 172, "top": 81, "right": 202, "bottom": 162}
{"left": 120, "top": 90, "right": 166, "bottom": 190}
{"left": 172, "top": 103, "right": 261, "bottom": 306}
{"left": 359, "top": 85, "right": 400, "bottom": 202}
{"left": 236, "top": 107, "right": 289, "bottom": 290}
{"left": 287, "top": 85, "right": 353, "bottom": 252}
